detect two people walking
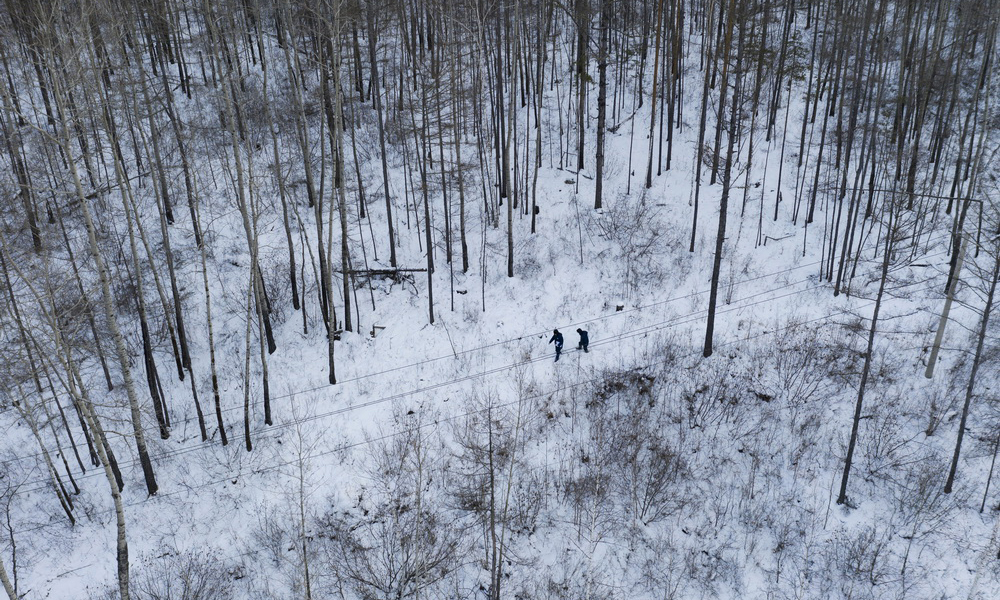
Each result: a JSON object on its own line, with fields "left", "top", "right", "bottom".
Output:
{"left": 549, "top": 328, "right": 588, "bottom": 362}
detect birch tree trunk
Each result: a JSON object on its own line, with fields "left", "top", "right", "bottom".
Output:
{"left": 50, "top": 67, "right": 159, "bottom": 495}
{"left": 0, "top": 554, "right": 15, "bottom": 600}
{"left": 59, "top": 336, "right": 130, "bottom": 600}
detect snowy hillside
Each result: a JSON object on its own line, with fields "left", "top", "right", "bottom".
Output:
{"left": 1, "top": 1, "right": 999, "bottom": 599}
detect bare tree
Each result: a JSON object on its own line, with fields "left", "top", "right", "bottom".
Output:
{"left": 838, "top": 198, "right": 898, "bottom": 506}
{"left": 322, "top": 413, "right": 463, "bottom": 600}
{"left": 945, "top": 235, "right": 1000, "bottom": 493}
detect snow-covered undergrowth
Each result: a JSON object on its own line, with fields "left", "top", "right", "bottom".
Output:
{"left": 0, "top": 2, "right": 998, "bottom": 599}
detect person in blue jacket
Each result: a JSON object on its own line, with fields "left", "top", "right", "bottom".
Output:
{"left": 576, "top": 328, "right": 589, "bottom": 353}
{"left": 549, "top": 329, "right": 564, "bottom": 362}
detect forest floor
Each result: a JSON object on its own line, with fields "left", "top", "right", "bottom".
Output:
{"left": 9, "top": 32, "right": 1000, "bottom": 600}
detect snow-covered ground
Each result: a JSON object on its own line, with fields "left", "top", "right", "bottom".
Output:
{"left": 2, "top": 6, "right": 999, "bottom": 600}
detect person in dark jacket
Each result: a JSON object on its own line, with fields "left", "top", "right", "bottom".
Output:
{"left": 576, "top": 329, "right": 589, "bottom": 353}
{"left": 549, "top": 329, "right": 564, "bottom": 362}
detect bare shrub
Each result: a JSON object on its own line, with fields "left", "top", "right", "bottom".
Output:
{"left": 920, "top": 378, "right": 960, "bottom": 437}
{"left": 681, "top": 357, "right": 749, "bottom": 430}
{"left": 681, "top": 541, "right": 741, "bottom": 599}
{"left": 449, "top": 393, "right": 542, "bottom": 535}
{"left": 448, "top": 388, "right": 541, "bottom": 599}
{"left": 321, "top": 508, "right": 462, "bottom": 600}
{"left": 115, "top": 547, "right": 239, "bottom": 600}
{"left": 768, "top": 322, "right": 837, "bottom": 409}
{"left": 578, "top": 369, "right": 688, "bottom": 526}
{"left": 858, "top": 394, "right": 922, "bottom": 484}
{"left": 591, "top": 192, "right": 678, "bottom": 298}
{"left": 829, "top": 522, "right": 897, "bottom": 598}
{"left": 637, "top": 538, "right": 685, "bottom": 600}
{"left": 248, "top": 499, "right": 317, "bottom": 600}
{"left": 319, "top": 413, "right": 464, "bottom": 600}
{"left": 889, "top": 457, "right": 963, "bottom": 577}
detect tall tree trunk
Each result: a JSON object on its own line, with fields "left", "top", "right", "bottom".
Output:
{"left": 945, "top": 245, "right": 1000, "bottom": 493}
{"left": 594, "top": 0, "right": 610, "bottom": 209}
{"left": 13, "top": 394, "right": 75, "bottom": 524}
{"left": 261, "top": 44, "right": 300, "bottom": 312}
{"left": 645, "top": 0, "right": 666, "bottom": 189}
{"left": 55, "top": 88, "right": 159, "bottom": 494}
{"left": 575, "top": 0, "right": 590, "bottom": 174}
{"left": 334, "top": 61, "right": 353, "bottom": 334}
{"left": 690, "top": 4, "right": 714, "bottom": 251}
{"left": 419, "top": 83, "right": 436, "bottom": 322}
{"left": 838, "top": 201, "right": 895, "bottom": 505}
{"left": 0, "top": 76, "right": 41, "bottom": 252}
{"left": 703, "top": 1, "right": 739, "bottom": 358}
{"left": 0, "top": 552, "right": 14, "bottom": 600}
{"left": 194, "top": 193, "right": 227, "bottom": 445}
{"left": 365, "top": 0, "right": 398, "bottom": 267}
{"left": 121, "top": 185, "right": 170, "bottom": 440}
{"left": 58, "top": 333, "right": 130, "bottom": 599}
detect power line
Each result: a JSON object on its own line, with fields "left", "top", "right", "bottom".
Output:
{"left": 14, "top": 263, "right": 942, "bottom": 497}
{"left": 132, "top": 233, "right": 958, "bottom": 437}
{"left": 20, "top": 290, "right": 885, "bottom": 542}
{"left": 4, "top": 252, "right": 830, "bottom": 468}
{"left": 11, "top": 269, "right": 826, "bottom": 484}
{"left": 14, "top": 244, "right": 960, "bottom": 593}
{"left": 8, "top": 233, "right": 957, "bottom": 491}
